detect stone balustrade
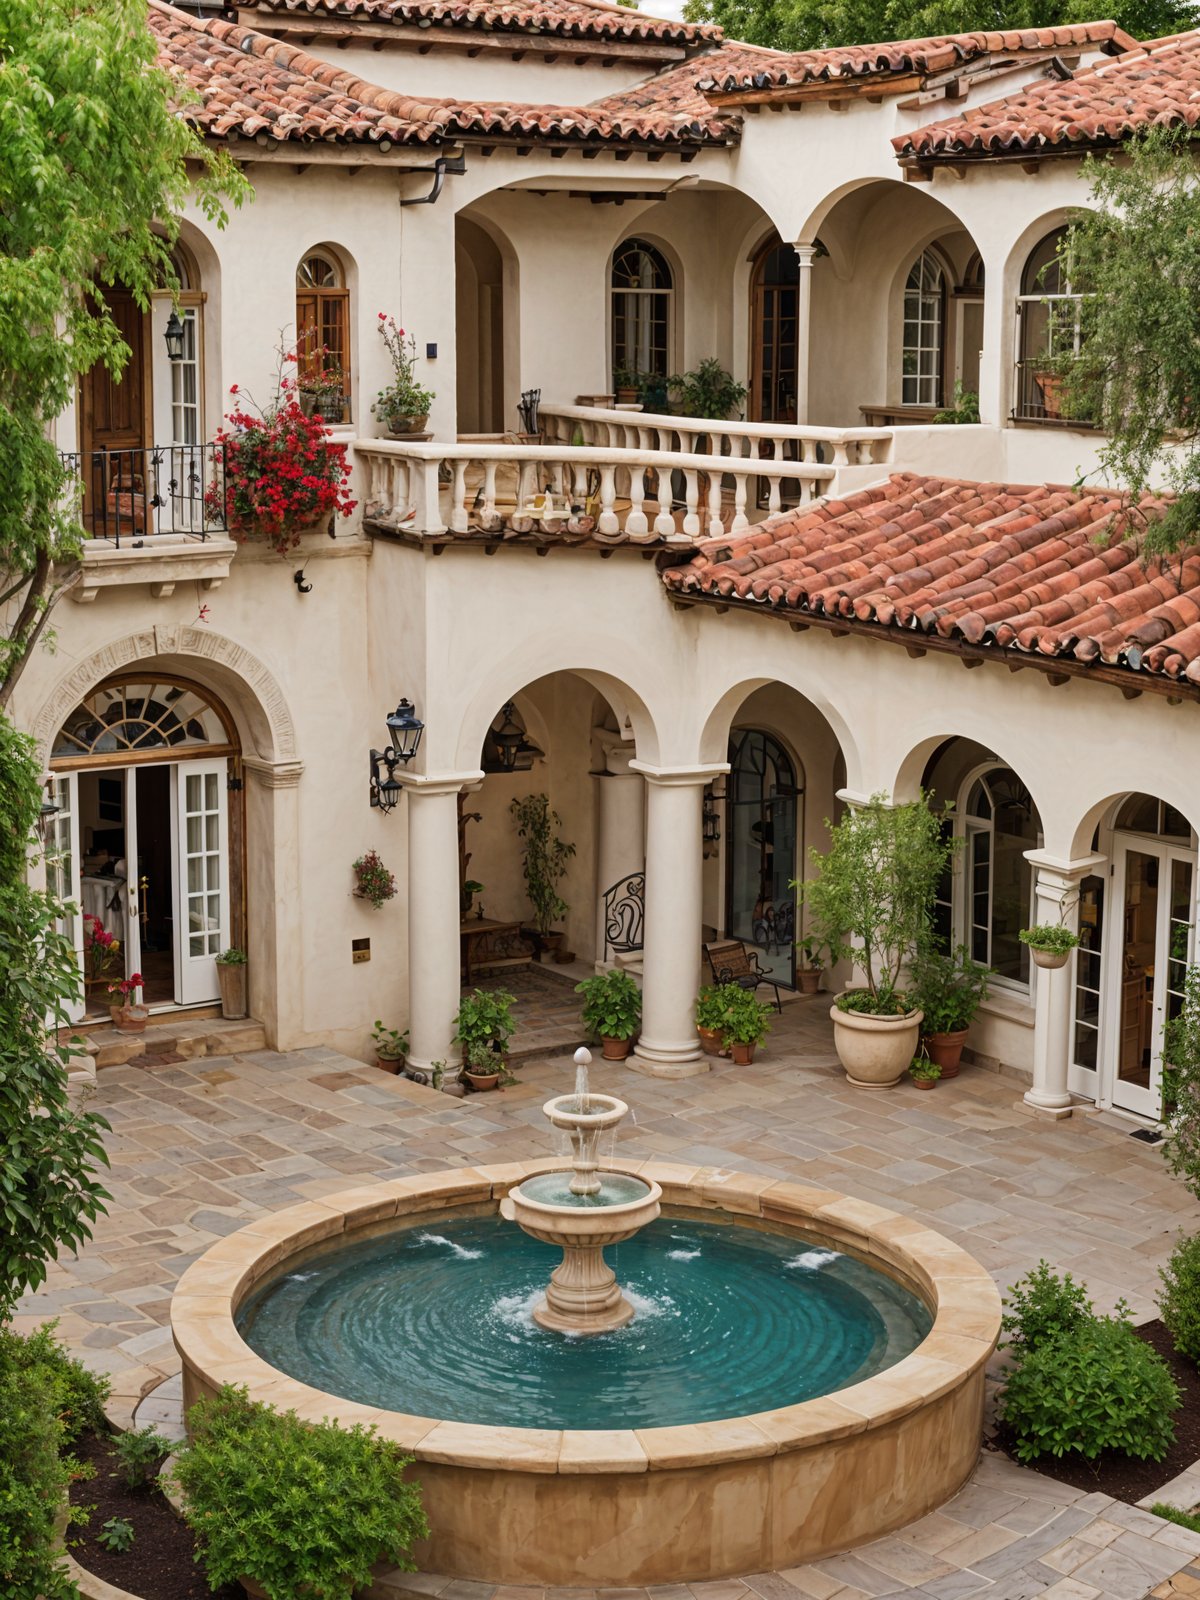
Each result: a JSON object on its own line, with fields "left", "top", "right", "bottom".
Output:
{"left": 356, "top": 437, "right": 851, "bottom": 543}
{"left": 540, "top": 402, "right": 894, "bottom": 470}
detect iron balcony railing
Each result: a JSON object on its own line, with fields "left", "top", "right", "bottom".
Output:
{"left": 60, "top": 443, "right": 227, "bottom": 547}
{"left": 1012, "top": 360, "right": 1097, "bottom": 428}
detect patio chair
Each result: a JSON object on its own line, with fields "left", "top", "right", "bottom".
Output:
{"left": 703, "top": 938, "right": 783, "bottom": 1013}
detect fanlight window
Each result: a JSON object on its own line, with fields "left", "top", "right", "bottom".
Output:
{"left": 296, "top": 249, "right": 351, "bottom": 419}
{"left": 901, "top": 250, "right": 945, "bottom": 408}
{"left": 1115, "top": 794, "right": 1194, "bottom": 842}
{"left": 53, "top": 680, "right": 231, "bottom": 764}
{"left": 611, "top": 238, "right": 672, "bottom": 388}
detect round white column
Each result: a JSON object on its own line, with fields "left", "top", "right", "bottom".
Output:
{"left": 402, "top": 775, "right": 476, "bottom": 1078}
{"left": 628, "top": 762, "right": 728, "bottom": 1080}
{"left": 594, "top": 741, "right": 645, "bottom": 967}
{"left": 792, "top": 243, "right": 818, "bottom": 425}
{"left": 1022, "top": 851, "right": 1104, "bottom": 1118}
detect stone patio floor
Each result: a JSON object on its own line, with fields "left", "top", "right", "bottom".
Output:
{"left": 24, "top": 994, "right": 1200, "bottom": 1599}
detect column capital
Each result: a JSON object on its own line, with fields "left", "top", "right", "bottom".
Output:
{"left": 628, "top": 760, "right": 729, "bottom": 788}
{"left": 243, "top": 757, "right": 305, "bottom": 790}
{"left": 1023, "top": 850, "right": 1106, "bottom": 889}
{"left": 793, "top": 243, "right": 820, "bottom": 268}
{"left": 395, "top": 769, "right": 483, "bottom": 799}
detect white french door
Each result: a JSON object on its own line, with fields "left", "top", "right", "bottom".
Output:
{"left": 122, "top": 766, "right": 142, "bottom": 993}
{"left": 1105, "top": 840, "right": 1195, "bottom": 1119}
{"left": 170, "top": 760, "right": 229, "bottom": 1005}
{"left": 46, "top": 773, "right": 85, "bottom": 1024}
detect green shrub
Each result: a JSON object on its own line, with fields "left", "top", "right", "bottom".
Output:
{"left": 576, "top": 970, "right": 641, "bottom": 1042}
{"left": 453, "top": 988, "right": 516, "bottom": 1059}
{"left": 97, "top": 1516, "right": 135, "bottom": 1553}
{"left": 1000, "top": 1305, "right": 1180, "bottom": 1463}
{"left": 1001, "top": 1260, "right": 1094, "bottom": 1354}
{"left": 1018, "top": 924, "right": 1079, "bottom": 955}
{"left": 1159, "top": 1233, "right": 1200, "bottom": 1365}
{"left": 714, "top": 984, "right": 772, "bottom": 1048}
{"left": 173, "top": 1385, "right": 428, "bottom": 1599}
{"left": 0, "top": 1325, "right": 85, "bottom": 1600}
{"left": 114, "top": 1425, "right": 171, "bottom": 1490}
{"left": 1153, "top": 1503, "right": 1200, "bottom": 1535}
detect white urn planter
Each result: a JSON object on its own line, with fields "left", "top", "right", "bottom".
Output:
{"left": 1028, "top": 945, "right": 1071, "bottom": 970}
{"left": 830, "top": 999, "right": 924, "bottom": 1089}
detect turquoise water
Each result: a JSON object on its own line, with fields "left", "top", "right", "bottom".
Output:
{"left": 516, "top": 1172, "right": 651, "bottom": 1207}
{"left": 236, "top": 1217, "right": 932, "bottom": 1430}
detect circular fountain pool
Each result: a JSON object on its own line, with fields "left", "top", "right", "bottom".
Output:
{"left": 236, "top": 1215, "right": 932, "bottom": 1429}
{"left": 172, "top": 1162, "right": 1001, "bottom": 1587}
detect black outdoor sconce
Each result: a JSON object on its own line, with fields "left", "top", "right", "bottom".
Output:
{"left": 163, "top": 309, "right": 187, "bottom": 364}
{"left": 369, "top": 699, "right": 424, "bottom": 814}
{"left": 702, "top": 782, "right": 723, "bottom": 850}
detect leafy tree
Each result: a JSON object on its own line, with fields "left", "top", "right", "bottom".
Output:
{"left": 1055, "top": 129, "right": 1200, "bottom": 555}
{"left": 0, "top": 0, "right": 244, "bottom": 706}
{"left": 0, "top": 717, "right": 111, "bottom": 1320}
{"left": 684, "top": 0, "right": 1195, "bottom": 57}
{"left": 1163, "top": 963, "right": 1200, "bottom": 1195}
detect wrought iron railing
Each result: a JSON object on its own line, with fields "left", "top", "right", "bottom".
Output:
{"left": 1012, "top": 361, "right": 1096, "bottom": 428}
{"left": 59, "top": 444, "right": 227, "bottom": 547}
{"left": 603, "top": 871, "right": 644, "bottom": 960}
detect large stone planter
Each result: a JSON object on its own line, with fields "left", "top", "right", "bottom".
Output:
{"left": 216, "top": 961, "right": 248, "bottom": 1020}
{"left": 830, "top": 1000, "right": 924, "bottom": 1088}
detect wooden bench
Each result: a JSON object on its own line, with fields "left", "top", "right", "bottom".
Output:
{"left": 703, "top": 939, "right": 783, "bottom": 1012}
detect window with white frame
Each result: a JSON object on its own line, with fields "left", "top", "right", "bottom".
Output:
{"left": 962, "top": 768, "right": 1040, "bottom": 987}
{"left": 1015, "top": 227, "right": 1090, "bottom": 423}
{"left": 901, "top": 249, "right": 945, "bottom": 407}
{"left": 170, "top": 307, "right": 200, "bottom": 446}
{"left": 611, "top": 239, "right": 672, "bottom": 389}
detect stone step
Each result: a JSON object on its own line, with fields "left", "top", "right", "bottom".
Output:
{"left": 75, "top": 1014, "right": 267, "bottom": 1069}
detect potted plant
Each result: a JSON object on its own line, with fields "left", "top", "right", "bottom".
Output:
{"left": 461, "top": 879, "right": 484, "bottom": 920}
{"left": 372, "top": 315, "right": 435, "bottom": 436}
{"left": 205, "top": 344, "right": 357, "bottom": 556}
{"left": 353, "top": 850, "right": 398, "bottom": 909}
{"left": 372, "top": 1021, "right": 409, "bottom": 1074}
{"left": 798, "top": 793, "right": 957, "bottom": 1088}
{"left": 668, "top": 358, "right": 748, "bottom": 422}
{"left": 83, "top": 912, "right": 120, "bottom": 1001}
{"left": 909, "top": 1054, "right": 942, "bottom": 1091}
{"left": 215, "top": 947, "right": 248, "bottom": 1020}
{"left": 454, "top": 988, "right": 517, "bottom": 1087}
{"left": 795, "top": 934, "right": 829, "bottom": 997}
{"left": 299, "top": 348, "right": 347, "bottom": 423}
{"left": 107, "top": 972, "right": 147, "bottom": 1033}
{"left": 909, "top": 943, "right": 990, "bottom": 1077}
{"left": 613, "top": 366, "right": 642, "bottom": 406}
{"left": 718, "top": 985, "right": 772, "bottom": 1065}
{"left": 695, "top": 985, "right": 728, "bottom": 1055}
{"left": 576, "top": 969, "right": 641, "bottom": 1059}
{"left": 1019, "top": 924, "right": 1079, "bottom": 970}
{"left": 510, "top": 794, "right": 576, "bottom": 963}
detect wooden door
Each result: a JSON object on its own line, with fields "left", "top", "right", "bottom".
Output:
{"left": 79, "top": 289, "right": 149, "bottom": 535}
{"left": 750, "top": 242, "right": 799, "bottom": 423}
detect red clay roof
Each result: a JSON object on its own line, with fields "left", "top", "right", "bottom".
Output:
{"left": 150, "top": 1, "right": 734, "bottom": 147}
{"left": 237, "top": 0, "right": 718, "bottom": 49}
{"left": 699, "top": 21, "right": 1134, "bottom": 96}
{"left": 662, "top": 473, "right": 1200, "bottom": 685}
{"left": 896, "top": 29, "right": 1200, "bottom": 160}
{"left": 588, "top": 43, "right": 776, "bottom": 128}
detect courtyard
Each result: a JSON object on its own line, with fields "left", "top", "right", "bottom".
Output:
{"left": 23, "top": 994, "right": 1200, "bottom": 1600}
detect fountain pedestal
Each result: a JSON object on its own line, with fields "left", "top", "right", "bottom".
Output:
{"left": 498, "top": 1049, "right": 661, "bottom": 1335}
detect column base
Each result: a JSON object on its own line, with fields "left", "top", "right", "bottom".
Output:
{"left": 1022, "top": 1090, "right": 1074, "bottom": 1120}
{"left": 628, "top": 1040, "right": 710, "bottom": 1080}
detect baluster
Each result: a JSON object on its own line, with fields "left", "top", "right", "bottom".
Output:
{"left": 627, "top": 467, "right": 649, "bottom": 538}
{"left": 731, "top": 475, "right": 749, "bottom": 533}
{"left": 832, "top": 438, "right": 851, "bottom": 467}
{"left": 516, "top": 461, "right": 535, "bottom": 516}
{"left": 549, "top": 461, "right": 565, "bottom": 499}
{"left": 768, "top": 473, "right": 782, "bottom": 516}
{"left": 483, "top": 460, "right": 499, "bottom": 525}
{"left": 450, "top": 460, "right": 469, "bottom": 533}
{"left": 598, "top": 465, "right": 619, "bottom": 536}
{"left": 682, "top": 470, "right": 700, "bottom": 537}
{"left": 415, "top": 457, "right": 444, "bottom": 534}
{"left": 706, "top": 470, "right": 723, "bottom": 537}
{"left": 652, "top": 466, "right": 675, "bottom": 536}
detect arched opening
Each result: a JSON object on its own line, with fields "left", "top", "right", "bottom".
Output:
{"left": 610, "top": 238, "right": 673, "bottom": 399}
{"left": 49, "top": 673, "right": 244, "bottom": 1018}
{"left": 456, "top": 216, "right": 506, "bottom": 434}
{"left": 724, "top": 729, "right": 801, "bottom": 985}
{"left": 1014, "top": 225, "right": 1089, "bottom": 424}
{"left": 901, "top": 247, "right": 947, "bottom": 408}
{"left": 296, "top": 246, "right": 351, "bottom": 423}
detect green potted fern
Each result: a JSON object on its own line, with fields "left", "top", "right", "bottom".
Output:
{"left": 510, "top": 794, "right": 576, "bottom": 964}
{"left": 454, "top": 988, "right": 517, "bottom": 1090}
{"left": 577, "top": 970, "right": 641, "bottom": 1060}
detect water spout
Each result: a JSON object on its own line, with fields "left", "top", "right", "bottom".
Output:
{"left": 574, "top": 1045, "right": 591, "bottom": 1112}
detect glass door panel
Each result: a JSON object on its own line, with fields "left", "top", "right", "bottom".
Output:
{"left": 1117, "top": 849, "right": 1158, "bottom": 1110}
{"left": 46, "top": 774, "right": 85, "bottom": 1024}
{"left": 1069, "top": 873, "right": 1104, "bottom": 1097}
{"left": 171, "top": 759, "right": 228, "bottom": 1005}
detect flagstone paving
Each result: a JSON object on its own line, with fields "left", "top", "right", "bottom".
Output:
{"left": 24, "top": 992, "right": 1200, "bottom": 1596}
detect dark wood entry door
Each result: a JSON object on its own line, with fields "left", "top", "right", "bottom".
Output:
{"left": 79, "top": 289, "right": 149, "bottom": 533}
{"left": 750, "top": 242, "right": 800, "bottom": 423}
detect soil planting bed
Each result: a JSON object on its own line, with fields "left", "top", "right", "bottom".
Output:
{"left": 69, "top": 1430, "right": 241, "bottom": 1600}
{"left": 996, "top": 1320, "right": 1200, "bottom": 1504}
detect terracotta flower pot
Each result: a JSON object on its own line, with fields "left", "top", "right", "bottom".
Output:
{"left": 377, "top": 1054, "right": 404, "bottom": 1074}
{"left": 830, "top": 998, "right": 924, "bottom": 1089}
{"left": 697, "top": 1025, "right": 723, "bottom": 1056}
{"left": 464, "top": 1070, "right": 500, "bottom": 1092}
{"left": 1029, "top": 945, "right": 1071, "bottom": 970}
{"left": 798, "top": 969, "right": 822, "bottom": 996}
{"left": 110, "top": 1003, "right": 149, "bottom": 1033}
{"left": 216, "top": 960, "right": 248, "bottom": 1020}
{"left": 925, "top": 1028, "right": 968, "bottom": 1077}
{"left": 729, "top": 1040, "right": 757, "bottom": 1066}
{"left": 600, "top": 1035, "right": 631, "bottom": 1061}
{"left": 913, "top": 1076, "right": 936, "bottom": 1090}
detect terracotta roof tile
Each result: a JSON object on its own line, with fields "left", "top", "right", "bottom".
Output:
{"left": 588, "top": 43, "right": 775, "bottom": 130}
{"left": 698, "top": 21, "right": 1133, "bottom": 96}
{"left": 150, "top": 0, "right": 735, "bottom": 146}
{"left": 238, "top": 0, "right": 719, "bottom": 49}
{"left": 896, "top": 28, "right": 1200, "bottom": 158}
{"left": 662, "top": 472, "right": 1200, "bottom": 684}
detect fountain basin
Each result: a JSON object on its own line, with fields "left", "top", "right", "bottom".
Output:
{"left": 171, "top": 1160, "right": 1001, "bottom": 1587}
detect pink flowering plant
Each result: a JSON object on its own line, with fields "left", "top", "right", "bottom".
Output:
{"left": 353, "top": 850, "right": 397, "bottom": 910}
{"left": 83, "top": 912, "right": 120, "bottom": 980}
{"left": 372, "top": 314, "right": 435, "bottom": 422}
{"left": 205, "top": 339, "right": 357, "bottom": 556}
{"left": 107, "top": 971, "right": 143, "bottom": 1004}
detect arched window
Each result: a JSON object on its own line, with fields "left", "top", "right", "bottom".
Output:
{"left": 901, "top": 249, "right": 945, "bottom": 407}
{"left": 963, "top": 768, "right": 1040, "bottom": 986}
{"left": 296, "top": 249, "right": 350, "bottom": 422}
{"left": 51, "top": 678, "right": 235, "bottom": 767}
{"left": 1015, "top": 226, "right": 1089, "bottom": 423}
{"left": 610, "top": 239, "right": 672, "bottom": 390}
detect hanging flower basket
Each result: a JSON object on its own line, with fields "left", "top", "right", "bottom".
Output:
{"left": 353, "top": 851, "right": 397, "bottom": 910}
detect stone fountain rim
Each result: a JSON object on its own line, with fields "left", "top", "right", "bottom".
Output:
{"left": 505, "top": 1167, "right": 661, "bottom": 1216}
{"left": 542, "top": 1091, "right": 629, "bottom": 1126}
{"left": 171, "top": 1157, "right": 1001, "bottom": 1475}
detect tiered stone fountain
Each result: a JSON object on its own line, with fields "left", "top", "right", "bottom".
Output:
{"left": 499, "top": 1048, "right": 662, "bottom": 1332}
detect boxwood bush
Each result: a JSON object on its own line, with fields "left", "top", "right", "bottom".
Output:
{"left": 1159, "top": 1232, "right": 1200, "bottom": 1365}
{"left": 174, "top": 1385, "right": 428, "bottom": 1600}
